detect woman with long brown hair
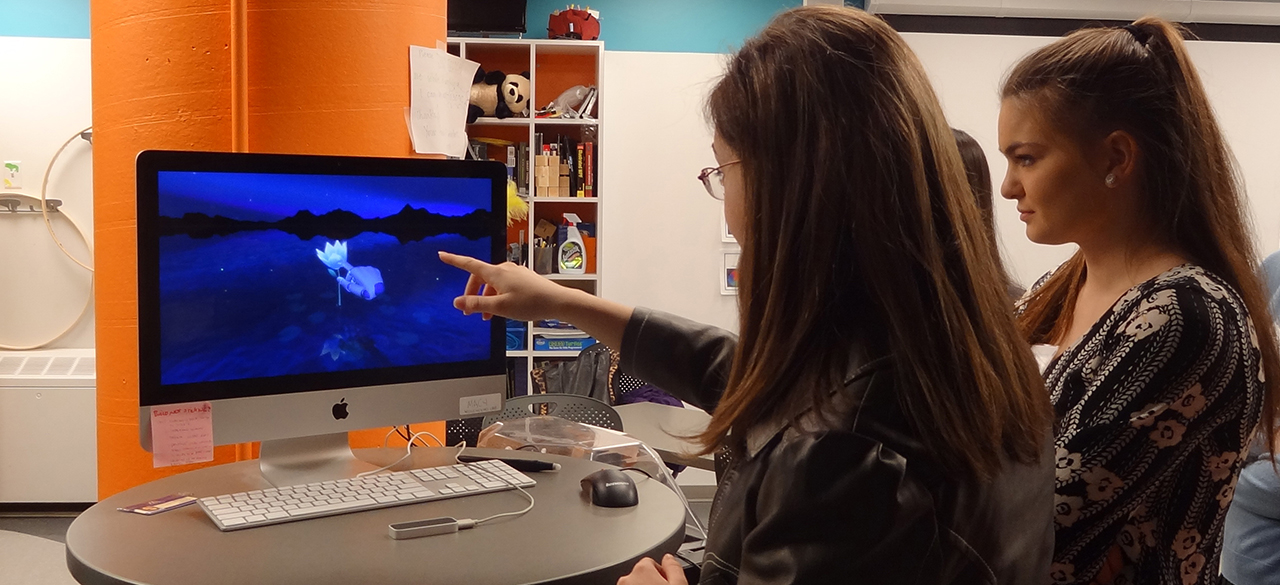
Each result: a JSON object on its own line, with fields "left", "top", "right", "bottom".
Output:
{"left": 1000, "top": 17, "right": 1279, "bottom": 584}
{"left": 443, "top": 6, "right": 1054, "bottom": 584}
{"left": 954, "top": 127, "right": 1024, "bottom": 300}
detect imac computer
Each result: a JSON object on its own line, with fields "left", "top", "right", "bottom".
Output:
{"left": 135, "top": 151, "right": 508, "bottom": 486}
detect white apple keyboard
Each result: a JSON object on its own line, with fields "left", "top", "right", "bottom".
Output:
{"left": 197, "top": 459, "right": 535, "bottom": 531}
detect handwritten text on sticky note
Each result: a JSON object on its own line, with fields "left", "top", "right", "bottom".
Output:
{"left": 409, "top": 45, "right": 479, "bottom": 157}
{"left": 150, "top": 402, "right": 214, "bottom": 468}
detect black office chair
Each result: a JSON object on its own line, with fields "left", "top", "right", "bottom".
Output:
{"left": 445, "top": 417, "right": 486, "bottom": 448}
{"left": 482, "top": 393, "right": 623, "bottom": 431}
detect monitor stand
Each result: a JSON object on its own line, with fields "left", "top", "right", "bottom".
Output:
{"left": 258, "top": 433, "right": 379, "bottom": 487}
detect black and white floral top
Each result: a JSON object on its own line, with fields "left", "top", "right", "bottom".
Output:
{"left": 1026, "top": 264, "right": 1264, "bottom": 585}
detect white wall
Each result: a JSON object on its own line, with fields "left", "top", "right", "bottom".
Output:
{"left": 903, "top": 32, "right": 1280, "bottom": 286}
{"left": 600, "top": 35, "right": 1280, "bottom": 306}
{"left": 0, "top": 36, "right": 94, "bottom": 350}
{"left": 600, "top": 51, "right": 739, "bottom": 332}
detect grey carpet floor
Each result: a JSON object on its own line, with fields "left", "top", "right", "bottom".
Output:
{"left": 0, "top": 516, "right": 78, "bottom": 585}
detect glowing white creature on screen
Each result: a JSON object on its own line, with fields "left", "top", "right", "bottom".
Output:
{"left": 315, "top": 240, "right": 384, "bottom": 306}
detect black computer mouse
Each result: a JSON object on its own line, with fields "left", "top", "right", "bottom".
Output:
{"left": 581, "top": 468, "right": 639, "bottom": 508}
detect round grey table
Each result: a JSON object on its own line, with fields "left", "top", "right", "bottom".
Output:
{"left": 66, "top": 447, "right": 686, "bottom": 585}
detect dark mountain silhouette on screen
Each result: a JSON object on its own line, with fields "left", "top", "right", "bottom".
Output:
{"left": 158, "top": 205, "right": 495, "bottom": 243}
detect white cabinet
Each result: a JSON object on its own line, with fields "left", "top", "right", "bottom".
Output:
{"left": 0, "top": 349, "right": 97, "bottom": 503}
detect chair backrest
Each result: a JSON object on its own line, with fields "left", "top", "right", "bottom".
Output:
{"left": 482, "top": 393, "right": 623, "bottom": 431}
{"left": 445, "top": 417, "right": 485, "bottom": 448}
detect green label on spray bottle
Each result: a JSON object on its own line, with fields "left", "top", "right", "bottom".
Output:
{"left": 560, "top": 242, "right": 583, "bottom": 270}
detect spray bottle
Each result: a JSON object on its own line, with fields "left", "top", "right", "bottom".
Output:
{"left": 558, "top": 213, "right": 586, "bottom": 275}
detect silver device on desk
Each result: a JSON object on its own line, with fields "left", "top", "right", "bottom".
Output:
{"left": 198, "top": 459, "right": 534, "bottom": 531}
{"left": 135, "top": 151, "right": 511, "bottom": 505}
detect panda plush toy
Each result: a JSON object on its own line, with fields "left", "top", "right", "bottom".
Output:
{"left": 468, "top": 68, "right": 531, "bottom": 123}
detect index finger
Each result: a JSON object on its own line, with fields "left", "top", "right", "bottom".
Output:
{"left": 439, "top": 251, "right": 497, "bottom": 279}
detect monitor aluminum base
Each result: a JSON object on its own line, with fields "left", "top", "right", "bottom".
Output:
{"left": 258, "top": 432, "right": 379, "bottom": 487}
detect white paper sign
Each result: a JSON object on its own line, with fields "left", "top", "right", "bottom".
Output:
{"left": 409, "top": 45, "right": 479, "bottom": 157}
{"left": 150, "top": 401, "right": 214, "bottom": 468}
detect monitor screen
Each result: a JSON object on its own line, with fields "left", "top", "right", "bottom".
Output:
{"left": 448, "top": 0, "right": 527, "bottom": 34}
{"left": 136, "top": 152, "right": 507, "bottom": 408}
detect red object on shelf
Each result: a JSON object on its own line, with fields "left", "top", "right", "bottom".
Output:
{"left": 548, "top": 9, "right": 599, "bottom": 40}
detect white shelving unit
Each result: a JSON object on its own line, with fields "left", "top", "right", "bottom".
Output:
{"left": 449, "top": 37, "right": 604, "bottom": 397}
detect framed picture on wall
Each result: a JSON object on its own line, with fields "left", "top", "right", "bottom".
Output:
{"left": 721, "top": 251, "right": 739, "bottom": 295}
{"left": 720, "top": 208, "right": 735, "bottom": 243}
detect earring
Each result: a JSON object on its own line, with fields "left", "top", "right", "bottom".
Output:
{"left": 1105, "top": 174, "right": 1117, "bottom": 188}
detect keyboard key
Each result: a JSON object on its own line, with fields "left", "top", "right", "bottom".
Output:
{"left": 222, "top": 518, "right": 247, "bottom": 526}
{"left": 288, "top": 500, "right": 374, "bottom": 516}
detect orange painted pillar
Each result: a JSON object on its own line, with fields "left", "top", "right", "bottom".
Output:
{"left": 92, "top": 0, "right": 447, "bottom": 499}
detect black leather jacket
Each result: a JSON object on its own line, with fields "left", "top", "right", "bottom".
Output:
{"left": 621, "top": 308, "right": 1053, "bottom": 585}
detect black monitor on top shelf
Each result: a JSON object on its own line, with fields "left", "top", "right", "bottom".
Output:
{"left": 448, "top": 0, "right": 527, "bottom": 35}
{"left": 135, "top": 150, "right": 509, "bottom": 486}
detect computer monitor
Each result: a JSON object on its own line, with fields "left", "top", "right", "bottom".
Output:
{"left": 447, "top": 0, "right": 526, "bottom": 35}
{"left": 135, "top": 151, "right": 508, "bottom": 486}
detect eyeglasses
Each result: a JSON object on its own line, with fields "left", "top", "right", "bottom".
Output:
{"left": 697, "top": 160, "right": 740, "bottom": 200}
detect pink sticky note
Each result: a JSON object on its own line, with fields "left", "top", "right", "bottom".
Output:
{"left": 150, "top": 402, "right": 214, "bottom": 468}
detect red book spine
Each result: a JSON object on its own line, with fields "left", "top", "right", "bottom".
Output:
{"left": 576, "top": 143, "right": 585, "bottom": 197}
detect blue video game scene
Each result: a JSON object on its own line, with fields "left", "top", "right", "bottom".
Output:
{"left": 156, "top": 171, "right": 495, "bottom": 386}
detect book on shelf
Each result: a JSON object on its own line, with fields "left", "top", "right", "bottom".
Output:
{"left": 558, "top": 135, "right": 578, "bottom": 197}
{"left": 530, "top": 325, "right": 588, "bottom": 339}
{"left": 466, "top": 139, "right": 486, "bottom": 161}
{"left": 575, "top": 143, "right": 585, "bottom": 197}
{"left": 516, "top": 142, "right": 529, "bottom": 196}
{"left": 533, "top": 336, "right": 597, "bottom": 352}
{"left": 584, "top": 141, "right": 594, "bottom": 197}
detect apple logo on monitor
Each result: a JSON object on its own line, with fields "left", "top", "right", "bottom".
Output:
{"left": 332, "top": 398, "right": 349, "bottom": 420}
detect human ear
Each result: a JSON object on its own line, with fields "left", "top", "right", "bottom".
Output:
{"left": 1102, "top": 130, "right": 1140, "bottom": 187}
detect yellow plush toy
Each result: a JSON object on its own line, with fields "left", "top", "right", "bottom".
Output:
{"left": 506, "top": 177, "right": 528, "bottom": 226}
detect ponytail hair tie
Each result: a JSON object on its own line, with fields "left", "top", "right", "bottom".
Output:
{"left": 1122, "top": 24, "right": 1153, "bottom": 46}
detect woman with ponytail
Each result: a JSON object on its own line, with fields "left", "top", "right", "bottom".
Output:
{"left": 1000, "top": 17, "right": 1279, "bottom": 584}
